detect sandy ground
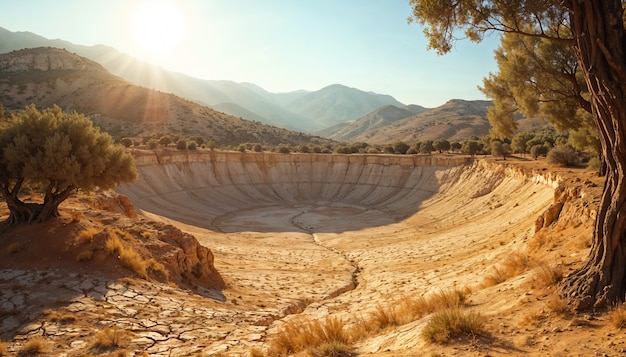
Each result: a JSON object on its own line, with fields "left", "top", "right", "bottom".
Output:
{"left": 1, "top": 152, "right": 619, "bottom": 356}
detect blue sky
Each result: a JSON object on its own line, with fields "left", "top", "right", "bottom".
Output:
{"left": 0, "top": 0, "right": 500, "bottom": 107}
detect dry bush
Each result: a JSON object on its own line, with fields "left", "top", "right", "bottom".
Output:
{"left": 248, "top": 348, "right": 265, "bottom": 357}
{"left": 532, "top": 264, "right": 563, "bottom": 289}
{"left": 421, "top": 308, "right": 486, "bottom": 343}
{"left": 268, "top": 316, "right": 348, "bottom": 356}
{"left": 609, "top": 303, "right": 626, "bottom": 329}
{"left": 105, "top": 233, "right": 148, "bottom": 279}
{"left": 7, "top": 242, "right": 25, "bottom": 254}
{"left": 481, "top": 251, "right": 534, "bottom": 288}
{"left": 311, "top": 341, "right": 349, "bottom": 357}
{"left": 76, "top": 249, "right": 94, "bottom": 262}
{"left": 92, "top": 327, "right": 132, "bottom": 349}
{"left": 369, "top": 303, "right": 401, "bottom": 330}
{"left": 44, "top": 309, "right": 78, "bottom": 324}
{"left": 19, "top": 336, "right": 48, "bottom": 355}
{"left": 544, "top": 292, "right": 571, "bottom": 316}
{"left": 75, "top": 227, "right": 100, "bottom": 245}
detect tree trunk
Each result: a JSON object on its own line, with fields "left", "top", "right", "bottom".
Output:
{"left": 559, "top": 0, "right": 626, "bottom": 309}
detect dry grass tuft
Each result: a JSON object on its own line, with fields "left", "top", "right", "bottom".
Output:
{"left": 609, "top": 303, "right": 626, "bottom": 329}
{"left": 75, "top": 227, "right": 100, "bottom": 245}
{"left": 532, "top": 264, "right": 563, "bottom": 289}
{"left": 19, "top": 336, "right": 48, "bottom": 355}
{"left": 369, "top": 303, "right": 401, "bottom": 330}
{"left": 44, "top": 309, "right": 78, "bottom": 324}
{"left": 248, "top": 348, "right": 265, "bottom": 357}
{"left": 92, "top": 327, "right": 132, "bottom": 349}
{"left": 7, "top": 242, "right": 25, "bottom": 254}
{"left": 0, "top": 341, "right": 7, "bottom": 357}
{"left": 105, "top": 232, "right": 148, "bottom": 279}
{"left": 481, "top": 251, "right": 535, "bottom": 288}
{"left": 544, "top": 292, "right": 571, "bottom": 316}
{"left": 420, "top": 308, "right": 486, "bottom": 344}
{"left": 268, "top": 316, "right": 348, "bottom": 356}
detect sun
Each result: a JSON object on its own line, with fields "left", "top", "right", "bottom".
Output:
{"left": 131, "top": 0, "right": 186, "bottom": 56}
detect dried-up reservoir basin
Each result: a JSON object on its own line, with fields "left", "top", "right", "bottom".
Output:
{"left": 118, "top": 151, "right": 558, "bottom": 352}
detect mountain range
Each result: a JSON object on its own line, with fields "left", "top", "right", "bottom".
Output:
{"left": 0, "top": 47, "right": 332, "bottom": 148}
{"left": 0, "top": 26, "right": 506, "bottom": 143}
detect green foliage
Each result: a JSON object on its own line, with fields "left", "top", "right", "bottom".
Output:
{"left": 158, "top": 136, "right": 172, "bottom": 147}
{"left": 393, "top": 141, "right": 410, "bottom": 154}
{"left": 419, "top": 140, "right": 435, "bottom": 154}
{"left": 433, "top": 139, "right": 451, "bottom": 153}
{"left": 547, "top": 145, "right": 579, "bottom": 167}
{"left": 276, "top": 144, "right": 291, "bottom": 154}
{"left": 0, "top": 104, "right": 136, "bottom": 223}
{"left": 461, "top": 140, "right": 482, "bottom": 157}
{"left": 119, "top": 137, "right": 133, "bottom": 148}
{"left": 176, "top": 139, "right": 188, "bottom": 150}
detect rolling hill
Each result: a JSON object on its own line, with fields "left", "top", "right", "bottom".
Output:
{"left": 0, "top": 27, "right": 407, "bottom": 133}
{"left": 326, "top": 99, "right": 493, "bottom": 144}
{"left": 0, "top": 47, "right": 333, "bottom": 147}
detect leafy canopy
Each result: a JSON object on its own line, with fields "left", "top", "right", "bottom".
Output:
{"left": 0, "top": 104, "right": 137, "bottom": 223}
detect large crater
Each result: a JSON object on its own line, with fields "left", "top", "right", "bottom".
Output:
{"left": 118, "top": 152, "right": 472, "bottom": 233}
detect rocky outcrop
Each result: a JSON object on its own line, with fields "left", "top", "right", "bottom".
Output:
{"left": 87, "top": 192, "right": 138, "bottom": 218}
{"left": 0, "top": 47, "right": 106, "bottom": 72}
{"left": 148, "top": 222, "right": 225, "bottom": 289}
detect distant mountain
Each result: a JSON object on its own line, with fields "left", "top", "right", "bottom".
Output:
{"left": 314, "top": 104, "right": 427, "bottom": 142}
{"left": 0, "top": 47, "right": 333, "bottom": 147}
{"left": 285, "top": 84, "right": 405, "bottom": 128}
{"left": 333, "top": 99, "right": 493, "bottom": 144}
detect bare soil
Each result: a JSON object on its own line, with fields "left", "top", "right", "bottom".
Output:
{"left": 0, "top": 153, "right": 620, "bottom": 357}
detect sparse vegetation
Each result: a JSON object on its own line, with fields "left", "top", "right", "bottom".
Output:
{"left": 610, "top": 303, "right": 626, "bottom": 329}
{"left": 269, "top": 316, "right": 348, "bottom": 356}
{"left": 19, "top": 336, "right": 48, "bottom": 355}
{"left": 92, "top": 327, "right": 132, "bottom": 350}
{"left": 420, "top": 308, "right": 486, "bottom": 343}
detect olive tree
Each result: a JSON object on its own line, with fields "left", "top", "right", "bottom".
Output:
{"left": 409, "top": 0, "right": 626, "bottom": 309}
{"left": 0, "top": 105, "right": 137, "bottom": 224}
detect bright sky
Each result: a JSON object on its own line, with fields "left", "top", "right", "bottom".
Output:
{"left": 0, "top": 0, "right": 500, "bottom": 107}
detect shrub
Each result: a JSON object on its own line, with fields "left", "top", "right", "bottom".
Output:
{"left": 20, "top": 336, "right": 48, "bottom": 355}
{"left": 187, "top": 141, "right": 197, "bottom": 150}
{"left": 92, "top": 327, "right": 132, "bottom": 349}
{"left": 547, "top": 145, "right": 579, "bottom": 167}
{"left": 176, "top": 139, "right": 188, "bottom": 150}
{"left": 610, "top": 303, "right": 626, "bottom": 329}
{"left": 269, "top": 316, "right": 348, "bottom": 356}
{"left": 237, "top": 143, "right": 247, "bottom": 152}
{"left": 587, "top": 156, "right": 601, "bottom": 172}
{"left": 147, "top": 139, "right": 158, "bottom": 149}
{"left": 421, "top": 308, "right": 486, "bottom": 343}
{"left": 532, "top": 264, "right": 563, "bottom": 288}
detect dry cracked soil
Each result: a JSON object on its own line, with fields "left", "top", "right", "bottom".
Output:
{"left": 0, "top": 151, "right": 622, "bottom": 357}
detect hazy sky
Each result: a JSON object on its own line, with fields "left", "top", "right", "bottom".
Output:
{"left": 0, "top": 0, "right": 500, "bottom": 107}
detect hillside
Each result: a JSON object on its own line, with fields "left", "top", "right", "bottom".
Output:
{"left": 0, "top": 27, "right": 406, "bottom": 133}
{"left": 314, "top": 104, "right": 428, "bottom": 142}
{"left": 343, "top": 99, "right": 493, "bottom": 144}
{"left": 286, "top": 84, "right": 405, "bottom": 129}
{"left": 0, "top": 47, "right": 333, "bottom": 147}
{"left": 0, "top": 152, "right": 610, "bottom": 356}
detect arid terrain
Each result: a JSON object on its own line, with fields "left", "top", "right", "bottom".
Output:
{"left": 1, "top": 151, "right": 621, "bottom": 356}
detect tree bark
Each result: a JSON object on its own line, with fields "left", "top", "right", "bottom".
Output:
{"left": 559, "top": 0, "right": 626, "bottom": 309}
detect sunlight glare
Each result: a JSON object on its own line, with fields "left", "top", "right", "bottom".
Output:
{"left": 131, "top": 0, "right": 186, "bottom": 56}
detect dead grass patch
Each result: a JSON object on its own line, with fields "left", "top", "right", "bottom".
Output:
{"left": 7, "top": 242, "right": 25, "bottom": 254}
{"left": 44, "top": 309, "right": 78, "bottom": 324}
{"left": 481, "top": 251, "right": 535, "bottom": 288}
{"left": 105, "top": 232, "right": 148, "bottom": 279}
{"left": 92, "top": 327, "right": 132, "bottom": 350}
{"left": 544, "top": 292, "right": 571, "bottom": 316}
{"left": 609, "top": 303, "right": 626, "bottom": 329}
{"left": 18, "top": 336, "right": 48, "bottom": 356}
{"left": 531, "top": 264, "right": 563, "bottom": 289}
{"left": 75, "top": 227, "right": 100, "bottom": 245}
{"left": 420, "top": 308, "right": 486, "bottom": 343}
{"left": 268, "top": 316, "right": 348, "bottom": 356}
